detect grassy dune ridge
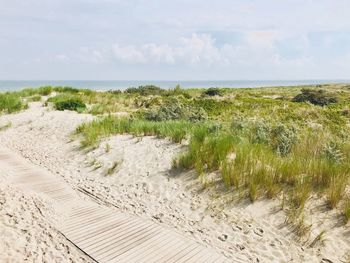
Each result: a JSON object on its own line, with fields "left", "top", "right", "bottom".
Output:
{"left": 2, "top": 83, "right": 350, "bottom": 225}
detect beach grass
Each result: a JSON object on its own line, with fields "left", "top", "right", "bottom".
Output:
{"left": 3, "top": 83, "right": 350, "bottom": 220}
{"left": 0, "top": 93, "right": 26, "bottom": 113}
{"left": 76, "top": 116, "right": 194, "bottom": 147}
{"left": 344, "top": 199, "right": 350, "bottom": 224}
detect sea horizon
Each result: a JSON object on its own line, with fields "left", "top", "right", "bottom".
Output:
{"left": 0, "top": 79, "right": 349, "bottom": 92}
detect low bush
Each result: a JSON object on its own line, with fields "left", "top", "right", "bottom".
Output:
{"left": 190, "top": 99, "right": 233, "bottom": 117}
{"left": 125, "top": 85, "right": 165, "bottom": 96}
{"left": 108, "top": 89, "right": 122, "bottom": 95}
{"left": 271, "top": 124, "right": 297, "bottom": 156}
{"left": 48, "top": 94, "right": 86, "bottom": 112}
{"left": 164, "top": 85, "right": 192, "bottom": 99}
{"left": 53, "top": 86, "right": 80, "bottom": 93}
{"left": 323, "top": 142, "right": 344, "bottom": 163}
{"left": 145, "top": 103, "right": 186, "bottom": 121}
{"left": 144, "top": 99, "right": 208, "bottom": 122}
{"left": 292, "top": 89, "right": 337, "bottom": 106}
{"left": 202, "top": 88, "right": 224, "bottom": 97}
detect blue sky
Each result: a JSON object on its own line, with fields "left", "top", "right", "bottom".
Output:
{"left": 0, "top": 0, "right": 349, "bottom": 80}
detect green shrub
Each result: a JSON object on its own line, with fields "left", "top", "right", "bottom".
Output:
{"left": 108, "top": 89, "right": 122, "bottom": 95}
{"left": 164, "top": 85, "right": 192, "bottom": 99}
{"left": 125, "top": 85, "right": 164, "bottom": 96}
{"left": 191, "top": 99, "right": 233, "bottom": 116}
{"left": 144, "top": 100, "right": 208, "bottom": 122}
{"left": 48, "top": 94, "right": 86, "bottom": 112}
{"left": 202, "top": 88, "right": 224, "bottom": 97}
{"left": 271, "top": 124, "right": 297, "bottom": 156}
{"left": 231, "top": 116, "right": 248, "bottom": 132}
{"left": 53, "top": 86, "right": 80, "bottom": 93}
{"left": 323, "top": 142, "right": 344, "bottom": 163}
{"left": 188, "top": 107, "right": 208, "bottom": 122}
{"left": 292, "top": 89, "right": 337, "bottom": 106}
{"left": 251, "top": 120, "right": 271, "bottom": 144}
{"left": 145, "top": 103, "right": 186, "bottom": 121}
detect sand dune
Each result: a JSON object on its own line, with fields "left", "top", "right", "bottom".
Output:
{"left": 1, "top": 102, "right": 349, "bottom": 262}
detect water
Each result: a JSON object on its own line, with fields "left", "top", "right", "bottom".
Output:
{"left": 0, "top": 80, "right": 349, "bottom": 92}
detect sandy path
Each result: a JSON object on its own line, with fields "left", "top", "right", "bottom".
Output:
{"left": 0, "top": 102, "right": 349, "bottom": 262}
{"left": 0, "top": 146, "right": 227, "bottom": 263}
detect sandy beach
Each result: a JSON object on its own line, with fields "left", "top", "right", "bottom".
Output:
{"left": 3, "top": 0, "right": 350, "bottom": 261}
{"left": 0, "top": 101, "right": 349, "bottom": 262}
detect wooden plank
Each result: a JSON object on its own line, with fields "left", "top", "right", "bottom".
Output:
{"left": 147, "top": 238, "right": 197, "bottom": 263}
{"left": 71, "top": 215, "right": 134, "bottom": 243}
{"left": 100, "top": 225, "right": 161, "bottom": 262}
{"left": 0, "top": 146, "right": 230, "bottom": 263}
{"left": 84, "top": 220, "right": 150, "bottom": 252}
{"left": 64, "top": 211, "right": 116, "bottom": 231}
{"left": 175, "top": 245, "right": 207, "bottom": 263}
{"left": 112, "top": 230, "right": 174, "bottom": 263}
{"left": 166, "top": 242, "right": 202, "bottom": 263}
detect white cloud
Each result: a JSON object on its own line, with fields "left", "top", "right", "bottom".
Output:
{"left": 244, "top": 31, "right": 283, "bottom": 49}
{"left": 111, "top": 34, "right": 222, "bottom": 65}
{"left": 178, "top": 34, "right": 221, "bottom": 64}
{"left": 112, "top": 45, "right": 146, "bottom": 64}
{"left": 142, "top": 44, "right": 175, "bottom": 64}
{"left": 55, "top": 54, "right": 70, "bottom": 62}
{"left": 110, "top": 32, "right": 290, "bottom": 68}
{"left": 77, "top": 47, "right": 104, "bottom": 64}
{"left": 2, "top": 0, "right": 350, "bottom": 79}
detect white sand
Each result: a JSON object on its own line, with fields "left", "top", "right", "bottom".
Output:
{"left": 0, "top": 101, "right": 349, "bottom": 262}
{"left": 0, "top": 176, "right": 92, "bottom": 262}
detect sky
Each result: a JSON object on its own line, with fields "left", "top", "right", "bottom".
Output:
{"left": 0, "top": 0, "right": 349, "bottom": 80}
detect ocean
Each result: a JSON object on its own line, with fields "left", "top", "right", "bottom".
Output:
{"left": 0, "top": 80, "right": 349, "bottom": 92}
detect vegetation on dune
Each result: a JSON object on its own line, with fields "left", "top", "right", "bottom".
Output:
{"left": 344, "top": 199, "right": 350, "bottom": 224}
{"left": 144, "top": 98, "right": 208, "bottom": 122}
{"left": 18, "top": 86, "right": 53, "bottom": 97}
{"left": 76, "top": 116, "right": 194, "bottom": 147}
{"left": 0, "top": 85, "right": 86, "bottom": 114}
{"left": 125, "top": 85, "right": 165, "bottom": 96}
{"left": 3, "top": 83, "right": 350, "bottom": 227}
{"left": 0, "top": 93, "right": 26, "bottom": 113}
{"left": 125, "top": 84, "right": 191, "bottom": 98}
{"left": 72, "top": 83, "right": 350, "bottom": 227}
{"left": 27, "top": 95, "right": 42, "bottom": 102}
{"left": 292, "top": 88, "right": 338, "bottom": 106}
{"left": 48, "top": 94, "right": 86, "bottom": 112}
{"left": 202, "top": 87, "right": 225, "bottom": 97}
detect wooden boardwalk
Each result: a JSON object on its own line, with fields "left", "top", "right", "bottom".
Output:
{"left": 0, "top": 147, "right": 229, "bottom": 263}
